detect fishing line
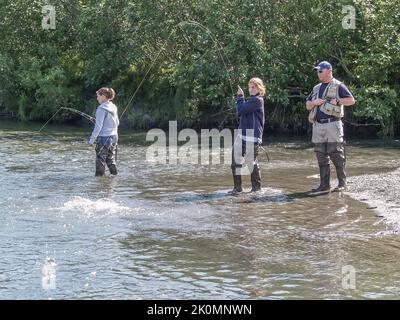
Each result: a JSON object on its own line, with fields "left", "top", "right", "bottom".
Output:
{"left": 38, "top": 107, "right": 63, "bottom": 133}
{"left": 96, "top": 20, "right": 239, "bottom": 156}
{"left": 39, "top": 20, "right": 236, "bottom": 136}
{"left": 119, "top": 20, "right": 237, "bottom": 120}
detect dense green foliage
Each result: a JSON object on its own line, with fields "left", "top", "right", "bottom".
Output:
{"left": 0, "top": 0, "right": 399, "bottom": 135}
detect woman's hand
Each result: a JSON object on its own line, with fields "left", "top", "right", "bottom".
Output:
{"left": 237, "top": 85, "right": 244, "bottom": 96}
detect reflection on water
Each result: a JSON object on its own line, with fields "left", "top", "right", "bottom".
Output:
{"left": 1, "top": 121, "right": 400, "bottom": 299}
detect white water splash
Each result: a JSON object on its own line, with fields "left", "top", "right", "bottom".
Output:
{"left": 58, "top": 196, "right": 131, "bottom": 215}
{"left": 335, "top": 205, "right": 349, "bottom": 214}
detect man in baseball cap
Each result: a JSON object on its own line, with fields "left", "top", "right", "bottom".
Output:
{"left": 306, "top": 61, "right": 355, "bottom": 193}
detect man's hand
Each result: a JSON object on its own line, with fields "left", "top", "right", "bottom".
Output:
{"left": 237, "top": 85, "right": 244, "bottom": 96}
{"left": 313, "top": 98, "right": 326, "bottom": 106}
{"left": 330, "top": 98, "right": 338, "bottom": 105}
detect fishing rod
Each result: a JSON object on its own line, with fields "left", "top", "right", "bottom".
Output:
{"left": 38, "top": 106, "right": 95, "bottom": 133}
{"left": 61, "top": 107, "right": 95, "bottom": 123}
{"left": 38, "top": 105, "right": 107, "bottom": 162}
{"left": 181, "top": 20, "right": 239, "bottom": 128}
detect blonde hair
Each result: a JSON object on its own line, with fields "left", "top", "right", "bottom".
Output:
{"left": 248, "top": 78, "right": 266, "bottom": 96}
{"left": 96, "top": 87, "right": 116, "bottom": 100}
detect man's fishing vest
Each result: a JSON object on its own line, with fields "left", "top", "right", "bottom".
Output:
{"left": 308, "top": 78, "right": 344, "bottom": 124}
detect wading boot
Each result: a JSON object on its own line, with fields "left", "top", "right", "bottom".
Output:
{"left": 229, "top": 167, "right": 243, "bottom": 195}
{"left": 229, "top": 176, "right": 243, "bottom": 195}
{"left": 95, "top": 162, "right": 106, "bottom": 177}
{"left": 329, "top": 145, "right": 346, "bottom": 193}
{"left": 311, "top": 165, "right": 331, "bottom": 193}
{"left": 332, "top": 165, "right": 346, "bottom": 192}
{"left": 108, "top": 164, "right": 118, "bottom": 175}
{"left": 250, "top": 164, "right": 262, "bottom": 192}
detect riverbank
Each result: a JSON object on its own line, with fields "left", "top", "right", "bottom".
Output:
{"left": 348, "top": 167, "right": 400, "bottom": 231}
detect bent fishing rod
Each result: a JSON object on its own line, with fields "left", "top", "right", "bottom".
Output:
{"left": 38, "top": 106, "right": 95, "bottom": 133}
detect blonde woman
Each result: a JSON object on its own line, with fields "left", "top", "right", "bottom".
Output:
{"left": 230, "top": 78, "right": 266, "bottom": 194}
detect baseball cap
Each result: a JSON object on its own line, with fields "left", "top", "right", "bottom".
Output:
{"left": 313, "top": 61, "right": 332, "bottom": 71}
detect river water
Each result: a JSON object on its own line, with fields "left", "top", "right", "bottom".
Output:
{"left": 1, "top": 120, "right": 400, "bottom": 299}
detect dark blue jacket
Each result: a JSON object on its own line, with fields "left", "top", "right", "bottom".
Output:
{"left": 236, "top": 93, "right": 265, "bottom": 141}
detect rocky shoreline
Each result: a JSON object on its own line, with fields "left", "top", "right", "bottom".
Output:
{"left": 347, "top": 168, "right": 400, "bottom": 230}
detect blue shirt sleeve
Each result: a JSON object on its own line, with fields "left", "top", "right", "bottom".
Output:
{"left": 236, "top": 95, "right": 262, "bottom": 115}
{"left": 338, "top": 84, "right": 353, "bottom": 98}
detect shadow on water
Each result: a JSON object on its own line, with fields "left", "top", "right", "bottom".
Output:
{"left": 174, "top": 189, "right": 330, "bottom": 205}
{"left": 245, "top": 190, "right": 331, "bottom": 203}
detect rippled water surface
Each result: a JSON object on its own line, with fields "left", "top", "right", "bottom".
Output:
{"left": 1, "top": 120, "right": 400, "bottom": 299}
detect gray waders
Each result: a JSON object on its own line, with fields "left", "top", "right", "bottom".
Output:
{"left": 95, "top": 143, "right": 118, "bottom": 176}
{"left": 313, "top": 142, "right": 346, "bottom": 192}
